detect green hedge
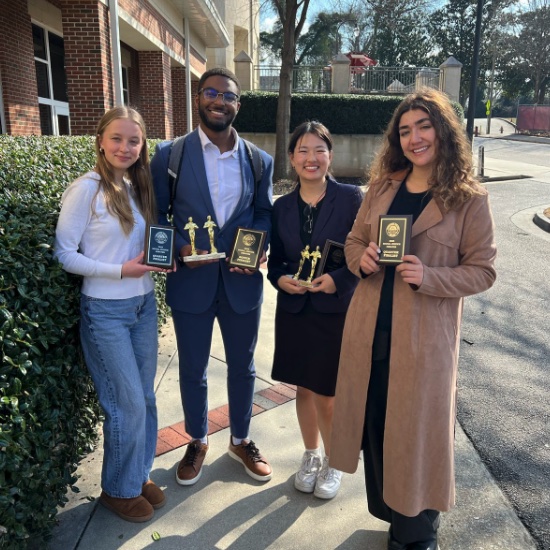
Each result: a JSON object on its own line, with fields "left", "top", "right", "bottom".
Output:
{"left": 0, "top": 136, "right": 168, "bottom": 548}
{"left": 234, "top": 91, "right": 464, "bottom": 134}
{"left": 235, "top": 92, "right": 404, "bottom": 134}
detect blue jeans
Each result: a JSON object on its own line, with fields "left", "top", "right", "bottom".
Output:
{"left": 80, "top": 291, "right": 158, "bottom": 499}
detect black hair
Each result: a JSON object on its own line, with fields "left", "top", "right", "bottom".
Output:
{"left": 197, "top": 67, "right": 241, "bottom": 95}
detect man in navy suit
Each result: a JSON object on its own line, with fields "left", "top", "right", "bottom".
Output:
{"left": 151, "top": 68, "right": 273, "bottom": 486}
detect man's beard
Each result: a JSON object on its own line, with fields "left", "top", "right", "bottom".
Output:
{"left": 198, "top": 104, "right": 236, "bottom": 132}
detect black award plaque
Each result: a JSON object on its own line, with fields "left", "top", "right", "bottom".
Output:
{"left": 228, "top": 227, "right": 267, "bottom": 271}
{"left": 377, "top": 215, "right": 412, "bottom": 264}
{"left": 316, "top": 239, "right": 346, "bottom": 276}
{"left": 144, "top": 224, "right": 175, "bottom": 268}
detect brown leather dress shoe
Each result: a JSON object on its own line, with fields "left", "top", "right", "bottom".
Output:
{"left": 176, "top": 439, "right": 209, "bottom": 486}
{"left": 99, "top": 491, "right": 154, "bottom": 523}
{"left": 141, "top": 480, "right": 166, "bottom": 509}
{"left": 228, "top": 438, "right": 272, "bottom": 481}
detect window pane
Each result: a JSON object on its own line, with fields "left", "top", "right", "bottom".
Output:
{"left": 122, "top": 67, "right": 128, "bottom": 89}
{"left": 39, "top": 104, "right": 53, "bottom": 135}
{"left": 57, "top": 114, "right": 70, "bottom": 135}
{"left": 49, "top": 33, "right": 68, "bottom": 102}
{"left": 33, "top": 24, "right": 47, "bottom": 60}
{"left": 35, "top": 61, "right": 50, "bottom": 98}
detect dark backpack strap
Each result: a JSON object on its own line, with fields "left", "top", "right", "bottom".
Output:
{"left": 243, "top": 139, "right": 263, "bottom": 198}
{"left": 167, "top": 134, "right": 187, "bottom": 221}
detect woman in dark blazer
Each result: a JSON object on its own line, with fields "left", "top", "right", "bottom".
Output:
{"left": 267, "top": 121, "right": 363, "bottom": 500}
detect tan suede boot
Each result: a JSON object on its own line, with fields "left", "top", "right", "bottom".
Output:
{"left": 99, "top": 491, "right": 154, "bottom": 522}
{"left": 141, "top": 480, "right": 166, "bottom": 509}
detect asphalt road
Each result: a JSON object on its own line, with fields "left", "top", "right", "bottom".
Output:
{"left": 458, "top": 137, "right": 550, "bottom": 550}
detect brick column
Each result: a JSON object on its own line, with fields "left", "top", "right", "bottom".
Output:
{"left": 60, "top": 0, "right": 112, "bottom": 135}
{"left": 171, "top": 67, "right": 185, "bottom": 137}
{"left": 171, "top": 67, "right": 199, "bottom": 136}
{"left": 139, "top": 51, "right": 173, "bottom": 139}
{"left": 0, "top": 0, "right": 40, "bottom": 135}
{"left": 190, "top": 80, "right": 199, "bottom": 129}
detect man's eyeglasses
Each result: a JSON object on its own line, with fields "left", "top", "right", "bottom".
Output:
{"left": 198, "top": 87, "right": 240, "bottom": 104}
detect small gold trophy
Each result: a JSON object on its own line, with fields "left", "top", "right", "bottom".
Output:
{"left": 182, "top": 215, "right": 226, "bottom": 263}
{"left": 203, "top": 215, "right": 218, "bottom": 254}
{"left": 293, "top": 245, "right": 310, "bottom": 280}
{"left": 184, "top": 217, "right": 199, "bottom": 257}
{"left": 306, "top": 245, "right": 322, "bottom": 283}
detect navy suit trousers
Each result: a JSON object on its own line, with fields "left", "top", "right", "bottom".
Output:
{"left": 171, "top": 278, "right": 261, "bottom": 440}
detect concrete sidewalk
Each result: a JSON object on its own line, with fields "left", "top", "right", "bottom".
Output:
{"left": 49, "top": 275, "right": 537, "bottom": 550}
{"left": 472, "top": 118, "right": 550, "bottom": 182}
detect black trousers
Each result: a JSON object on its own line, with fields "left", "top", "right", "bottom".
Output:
{"left": 361, "top": 354, "right": 440, "bottom": 545}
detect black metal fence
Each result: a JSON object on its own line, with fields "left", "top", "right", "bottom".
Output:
{"left": 254, "top": 65, "right": 440, "bottom": 95}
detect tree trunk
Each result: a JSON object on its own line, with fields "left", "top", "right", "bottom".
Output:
{"left": 273, "top": 8, "right": 297, "bottom": 181}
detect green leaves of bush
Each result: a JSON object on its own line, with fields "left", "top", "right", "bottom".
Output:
{"left": 234, "top": 91, "right": 463, "bottom": 135}
{"left": 0, "top": 136, "right": 169, "bottom": 548}
{"left": 234, "top": 91, "right": 404, "bottom": 134}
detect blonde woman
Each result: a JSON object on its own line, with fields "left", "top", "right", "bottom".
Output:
{"left": 55, "top": 107, "right": 169, "bottom": 523}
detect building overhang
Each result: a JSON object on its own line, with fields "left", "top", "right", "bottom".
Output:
{"left": 171, "top": 0, "right": 229, "bottom": 49}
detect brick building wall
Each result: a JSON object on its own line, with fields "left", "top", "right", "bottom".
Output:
{"left": 60, "top": 0, "right": 113, "bottom": 135}
{"left": 172, "top": 68, "right": 199, "bottom": 136}
{"left": 0, "top": 0, "right": 40, "bottom": 135}
{"left": 1, "top": 0, "right": 213, "bottom": 137}
{"left": 139, "top": 51, "right": 173, "bottom": 139}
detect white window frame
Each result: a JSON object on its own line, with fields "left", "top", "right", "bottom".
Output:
{"left": 32, "top": 21, "right": 70, "bottom": 135}
{"left": 121, "top": 66, "right": 129, "bottom": 105}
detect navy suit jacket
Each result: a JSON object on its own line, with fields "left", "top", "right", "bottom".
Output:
{"left": 267, "top": 178, "right": 363, "bottom": 314}
{"left": 151, "top": 129, "right": 273, "bottom": 315}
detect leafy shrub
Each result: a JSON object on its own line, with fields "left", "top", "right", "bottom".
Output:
{"left": 0, "top": 136, "right": 168, "bottom": 547}
{"left": 235, "top": 91, "right": 463, "bottom": 134}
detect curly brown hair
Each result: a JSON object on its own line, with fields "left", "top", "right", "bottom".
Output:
{"left": 369, "top": 88, "right": 482, "bottom": 210}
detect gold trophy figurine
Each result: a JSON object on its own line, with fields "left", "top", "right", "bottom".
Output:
{"left": 293, "top": 245, "right": 310, "bottom": 280}
{"left": 307, "top": 245, "right": 322, "bottom": 283}
{"left": 203, "top": 215, "right": 218, "bottom": 253}
{"left": 184, "top": 216, "right": 199, "bottom": 256}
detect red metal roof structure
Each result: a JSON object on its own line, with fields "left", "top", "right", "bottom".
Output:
{"left": 346, "top": 52, "right": 377, "bottom": 68}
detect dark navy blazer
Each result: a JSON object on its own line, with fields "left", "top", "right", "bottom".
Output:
{"left": 267, "top": 178, "right": 363, "bottom": 314}
{"left": 151, "top": 129, "right": 273, "bottom": 315}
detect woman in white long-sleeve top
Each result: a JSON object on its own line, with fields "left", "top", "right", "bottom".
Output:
{"left": 55, "top": 106, "right": 170, "bottom": 523}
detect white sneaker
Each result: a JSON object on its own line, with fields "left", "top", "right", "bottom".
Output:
{"left": 314, "top": 456, "right": 342, "bottom": 499}
{"left": 294, "top": 450, "right": 322, "bottom": 493}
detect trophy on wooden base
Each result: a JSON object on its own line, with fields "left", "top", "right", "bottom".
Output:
{"left": 315, "top": 239, "right": 346, "bottom": 277}
{"left": 181, "top": 215, "right": 226, "bottom": 263}
{"left": 288, "top": 245, "right": 321, "bottom": 288}
{"left": 144, "top": 224, "right": 175, "bottom": 268}
{"left": 227, "top": 227, "right": 267, "bottom": 271}
{"left": 377, "top": 215, "right": 412, "bottom": 264}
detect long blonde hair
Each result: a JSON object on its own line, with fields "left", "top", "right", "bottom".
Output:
{"left": 94, "top": 106, "right": 156, "bottom": 235}
{"left": 369, "top": 88, "right": 482, "bottom": 211}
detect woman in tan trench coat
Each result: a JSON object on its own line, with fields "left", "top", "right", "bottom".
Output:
{"left": 330, "top": 89, "right": 497, "bottom": 550}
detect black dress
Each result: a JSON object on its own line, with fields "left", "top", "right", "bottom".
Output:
{"left": 361, "top": 180, "right": 440, "bottom": 544}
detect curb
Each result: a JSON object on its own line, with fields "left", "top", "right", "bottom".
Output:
{"left": 482, "top": 175, "right": 532, "bottom": 182}
{"left": 533, "top": 211, "right": 550, "bottom": 233}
